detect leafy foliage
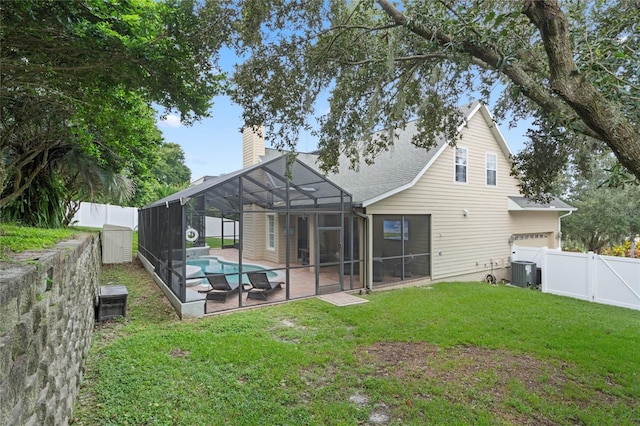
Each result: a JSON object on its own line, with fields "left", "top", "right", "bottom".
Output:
{"left": 603, "top": 240, "right": 640, "bottom": 258}
{"left": 563, "top": 185, "right": 640, "bottom": 253}
{"left": 562, "top": 154, "right": 640, "bottom": 253}
{"left": 224, "top": 0, "right": 640, "bottom": 195}
{"left": 0, "top": 0, "right": 230, "bottom": 226}
{"left": 143, "top": 142, "right": 192, "bottom": 203}
{"left": 151, "top": 143, "right": 191, "bottom": 188}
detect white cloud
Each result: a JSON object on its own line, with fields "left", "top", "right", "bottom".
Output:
{"left": 158, "top": 114, "right": 181, "bottom": 128}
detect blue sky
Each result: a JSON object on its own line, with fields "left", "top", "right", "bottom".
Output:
{"left": 157, "top": 92, "right": 331, "bottom": 181}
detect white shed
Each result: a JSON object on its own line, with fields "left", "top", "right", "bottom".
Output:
{"left": 101, "top": 224, "right": 133, "bottom": 264}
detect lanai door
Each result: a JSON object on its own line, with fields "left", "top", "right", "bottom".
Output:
{"left": 316, "top": 214, "right": 344, "bottom": 294}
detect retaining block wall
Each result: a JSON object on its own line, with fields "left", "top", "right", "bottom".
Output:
{"left": 0, "top": 234, "right": 100, "bottom": 426}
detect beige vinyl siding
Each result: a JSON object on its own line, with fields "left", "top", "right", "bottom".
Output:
{"left": 241, "top": 205, "right": 267, "bottom": 261}
{"left": 366, "top": 110, "right": 559, "bottom": 281}
{"left": 277, "top": 215, "right": 298, "bottom": 264}
{"left": 238, "top": 208, "right": 300, "bottom": 264}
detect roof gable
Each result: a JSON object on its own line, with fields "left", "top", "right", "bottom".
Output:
{"left": 259, "top": 101, "right": 530, "bottom": 208}
{"left": 291, "top": 101, "right": 512, "bottom": 206}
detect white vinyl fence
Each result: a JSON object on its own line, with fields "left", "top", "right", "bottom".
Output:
{"left": 512, "top": 245, "right": 640, "bottom": 311}
{"left": 204, "top": 216, "right": 239, "bottom": 239}
{"left": 71, "top": 202, "right": 138, "bottom": 229}
{"left": 71, "top": 201, "right": 239, "bottom": 238}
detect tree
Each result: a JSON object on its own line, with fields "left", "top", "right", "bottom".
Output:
{"left": 563, "top": 186, "right": 640, "bottom": 253}
{"left": 226, "top": 0, "right": 639, "bottom": 196}
{"left": 145, "top": 142, "right": 192, "bottom": 202}
{"left": 561, "top": 153, "right": 640, "bottom": 254}
{"left": 152, "top": 143, "right": 192, "bottom": 189}
{"left": 562, "top": 183, "right": 640, "bottom": 254}
{"left": 1, "top": 0, "right": 230, "bottom": 226}
{"left": 1, "top": 89, "right": 162, "bottom": 226}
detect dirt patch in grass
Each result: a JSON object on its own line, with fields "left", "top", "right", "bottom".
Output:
{"left": 169, "top": 348, "right": 191, "bottom": 358}
{"left": 360, "top": 342, "right": 622, "bottom": 424}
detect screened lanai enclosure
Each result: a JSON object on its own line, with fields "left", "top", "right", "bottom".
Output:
{"left": 138, "top": 155, "right": 363, "bottom": 316}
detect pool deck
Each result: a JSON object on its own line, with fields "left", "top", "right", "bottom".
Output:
{"left": 193, "top": 248, "right": 428, "bottom": 314}
{"left": 195, "top": 248, "right": 362, "bottom": 314}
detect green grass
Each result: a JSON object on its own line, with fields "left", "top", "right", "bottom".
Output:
{"left": 72, "top": 262, "right": 640, "bottom": 425}
{"left": 0, "top": 223, "right": 97, "bottom": 260}
{"left": 132, "top": 231, "right": 138, "bottom": 255}
{"left": 0, "top": 223, "right": 138, "bottom": 261}
{"left": 205, "top": 236, "right": 236, "bottom": 249}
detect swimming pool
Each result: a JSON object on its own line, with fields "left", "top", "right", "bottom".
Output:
{"left": 186, "top": 257, "right": 277, "bottom": 285}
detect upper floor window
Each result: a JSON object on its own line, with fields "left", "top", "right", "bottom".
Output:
{"left": 486, "top": 153, "right": 497, "bottom": 186}
{"left": 455, "top": 147, "right": 468, "bottom": 183}
{"left": 266, "top": 214, "right": 275, "bottom": 250}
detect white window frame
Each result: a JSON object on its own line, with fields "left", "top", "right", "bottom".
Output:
{"left": 454, "top": 147, "right": 468, "bottom": 183}
{"left": 486, "top": 152, "right": 497, "bottom": 186}
{"left": 266, "top": 214, "right": 276, "bottom": 251}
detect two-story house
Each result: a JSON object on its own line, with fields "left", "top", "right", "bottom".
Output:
{"left": 239, "top": 101, "right": 573, "bottom": 287}
{"left": 138, "top": 101, "right": 574, "bottom": 316}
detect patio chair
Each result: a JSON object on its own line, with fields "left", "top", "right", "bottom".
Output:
{"left": 199, "top": 274, "right": 240, "bottom": 311}
{"left": 246, "top": 272, "right": 283, "bottom": 301}
{"left": 393, "top": 255, "right": 414, "bottom": 278}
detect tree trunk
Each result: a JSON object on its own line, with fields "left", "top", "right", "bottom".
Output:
{"left": 523, "top": 0, "right": 640, "bottom": 182}
{"left": 376, "top": 0, "right": 640, "bottom": 181}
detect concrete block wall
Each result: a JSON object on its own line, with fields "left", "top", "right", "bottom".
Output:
{"left": 0, "top": 234, "right": 101, "bottom": 426}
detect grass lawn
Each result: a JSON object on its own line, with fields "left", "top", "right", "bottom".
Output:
{"left": 205, "top": 236, "right": 237, "bottom": 249}
{"left": 0, "top": 223, "right": 99, "bottom": 260}
{"left": 72, "top": 260, "right": 640, "bottom": 425}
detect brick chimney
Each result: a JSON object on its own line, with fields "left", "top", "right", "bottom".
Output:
{"left": 242, "top": 125, "right": 265, "bottom": 168}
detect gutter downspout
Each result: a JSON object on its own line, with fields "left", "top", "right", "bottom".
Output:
{"left": 353, "top": 208, "right": 371, "bottom": 292}
{"left": 558, "top": 210, "right": 573, "bottom": 250}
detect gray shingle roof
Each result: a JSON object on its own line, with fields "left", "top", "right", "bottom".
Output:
{"left": 318, "top": 120, "right": 448, "bottom": 205}
{"left": 508, "top": 196, "right": 576, "bottom": 211}
{"left": 263, "top": 101, "right": 483, "bottom": 205}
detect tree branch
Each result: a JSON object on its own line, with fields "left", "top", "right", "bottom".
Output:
{"left": 327, "top": 23, "right": 400, "bottom": 33}
{"left": 374, "top": 0, "right": 600, "bottom": 140}
{"left": 1, "top": 148, "right": 51, "bottom": 208}
{"left": 523, "top": 0, "right": 640, "bottom": 180}
{"left": 327, "top": 53, "right": 452, "bottom": 66}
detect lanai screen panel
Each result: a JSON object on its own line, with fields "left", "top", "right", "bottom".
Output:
{"left": 372, "top": 214, "right": 431, "bottom": 283}
{"left": 138, "top": 155, "right": 353, "bottom": 306}
{"left": 138, "top": 198, "right": 186, "bottom": 298}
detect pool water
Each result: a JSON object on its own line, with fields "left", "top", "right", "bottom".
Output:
{"left": 187, "top": 257, "right": 276, "bottom": 285}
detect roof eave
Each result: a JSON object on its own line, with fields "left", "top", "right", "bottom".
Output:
{"left": 508, "top": 206, "right": 577, "bottom": 212}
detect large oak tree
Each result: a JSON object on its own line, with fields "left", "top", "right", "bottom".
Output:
{"left": 227, "top": 0, "right": 639, "bottom": 196}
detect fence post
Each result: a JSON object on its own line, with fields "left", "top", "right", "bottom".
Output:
{"left": 541, "top": 247, "right": 548, "bottom": 292}
{"left": 587, "top": 251, "right": 595, "bottom": 302}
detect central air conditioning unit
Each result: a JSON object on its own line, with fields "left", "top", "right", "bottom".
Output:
{"left": 511, "top": 260, "right": 536, "bottom": 287}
